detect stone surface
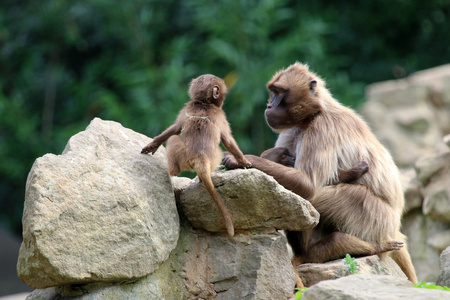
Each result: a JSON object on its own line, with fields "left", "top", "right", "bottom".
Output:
{"left": 26, "top": 214, "right": 296, "bottom": 300}
{"left": 171, "top": 176, "right": 195, "bottom": 194}
{"left": 400, "top": 136, "right": 450, "bottom": 282}
{"left": 420, "top": 152, "right": 450, "bottom": 223}
{"left": 25, "top": 217, "right": 194, "bottom": 300}
{"left": 17, "top": 118, "right": 179, "bottom": 289}
{"left": 177, "top": 168, "right": 319, "bottom": 233}
{"left": 302, "top": 274, "right": 450, "bottom": 300}
{"left": 363, "top": 65, "right": 450, "bottom": 283}
{"left": 415, "top": 152, "right": 450, "bottom": 186}
{"left": 297, "top": 255, "right": 407, "bottom": 287}
{"left": 362, "top": 65, "right": 450, "bottom": 168}
{"left": 437, "top": 246, "right": 450, "bottom": 287}
{"left": 21, "top": 118, "right": 297, "bottom": 298}
{"left": 401, "top": 169, "right": 423, "bottom": 214}
{"left": 402, "top": 210, "right": 449, "bottom": 282}
{"left": 185, "top": 230, "right": 296, "bottom": 300}
{"left": 409, "top": 65, "right": 450, "bottom": 134}
{"left": 444, "top": 134, "right": 450, "bottom": 147}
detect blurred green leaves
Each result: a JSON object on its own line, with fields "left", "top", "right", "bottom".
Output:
{"left": 1, "top": 0, "right": 449, "bottom": 234}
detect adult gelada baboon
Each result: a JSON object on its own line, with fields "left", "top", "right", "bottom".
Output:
{"left": 142, "top": 74, "right": 251, "bottom": 237}
{"left": 223, "top": 63, "right": 417, "bottom": 287}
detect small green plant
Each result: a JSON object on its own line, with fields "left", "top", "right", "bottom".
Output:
{"left": 342, "top": 254, "right": 359, "bottom": 274}
{"left": 219, "top": 164, "right": 227, "bottom": 173}
{"left": 414, "top": 282, "right": 450, "bottom": 291}
{"left": 293, "top": 287, "right": 308, "bottom": 300}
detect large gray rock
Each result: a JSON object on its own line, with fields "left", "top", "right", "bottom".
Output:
{"left": 402, "top": 210, "right": 449, "bottom": 282}
{"left": 362, "top": 82, "right": 444, "bottom": 168}
{"left": 17, "top": 118, "right": 179, "bottom": 289}
{"left": 25, "top": 217, "right": 195, "bottom": 300}
{"left": 400, "top": 169, "right": 423, "bottom": 214}
{"left": 362, "top": 65, "right": 450, "bottom": 168}
{"left": 363, "top": 65, "right": 450, "bottom": 284}
{"left": 415, "top": 152, "right": 450, "bottom": 186}
{"left": 26, "top": 214, "right": 296, "bottom": 300}
{"left": 409, "top": 65, "right": 450, "bottom": 135}
{"left": 177, "top": 169, "right": 319, "bottom": 233}
{"left": 437, "top": 246, "right": 450, "bottom": 287}
{"left": 302, "top": 274, "right": 450, "bottom": 300}
{"left": 418, "top": 152, "right": 450, "bottom": 223}
{"left": 400, "top": 134, "right": 450, "bottom": 282}
{"left": 297, "top": 255, "right": 407, "bottom": 287}
{"left": 183, "top": 230, "right": 296, "bottom": 300}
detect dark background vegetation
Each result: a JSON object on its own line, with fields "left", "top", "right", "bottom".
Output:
{"left": 1, "top": 0, "right": 450, "bottom": 237}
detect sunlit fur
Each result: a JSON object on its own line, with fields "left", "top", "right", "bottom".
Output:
{"left": 269, "top": 63, "right": 417, "bottom": 285}
{"left": 141, "top": 74, "right": 251, "bottom": 236}
{"left": 222, "top": 62, "right": 418, "bottom": 286}
{"left": 272, "top": 63, "right": 402, "bottom": 239}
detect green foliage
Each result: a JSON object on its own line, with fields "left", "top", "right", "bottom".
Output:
{"left": 294, "top": 287, "right": 308, "bottom": 300}
{"left": 343, "top": 254, "right": 359, "bottom": 274}
{"left": 414, "top": 282, "right": 450, "bottom": 291}
{"left": 1, "top": 0, "right": 450, "bottom": 235}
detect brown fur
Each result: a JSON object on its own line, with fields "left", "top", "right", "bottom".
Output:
{"left": 261, "top": 147, "right": 369, "bottom": 184}
{"left": 142, "top": 74, "right": 251, "bottom": 236}
{"left": 260, "top": 147, "right": 296, "bottom": 167}
{"left": 223, "top": 63, "right": 417, "bottom": 286}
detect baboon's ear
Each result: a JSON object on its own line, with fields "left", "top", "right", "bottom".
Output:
{"left": 309, "top": 80, "right": 317, "bottom": 95}
{"left": 213, "top": 85, "right": 220, "bottom": 99}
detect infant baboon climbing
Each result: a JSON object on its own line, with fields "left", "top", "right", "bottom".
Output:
{"left": 142, "top": 74, "right": 251, "bottom": 236}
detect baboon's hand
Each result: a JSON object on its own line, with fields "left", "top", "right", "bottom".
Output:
{"left": 141, "top": 142, "right": 159, "bottom": 155}
{"left": 238, "top": 157, "right": 252, "bottom": 168}
{"left": 376, "top": 240, "right": 404, "bottom": 254}
{"left": 222, "top": 152, "right": 241, "bottom": 170}
{"left": 356, "top": 157, "right": 369, "bottom": 175}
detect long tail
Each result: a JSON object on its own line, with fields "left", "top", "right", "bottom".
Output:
{"left": 196, "top": 165, "right": 234, "bottom": 236}
{"left": 390, "top": 235, "right": 418, "bottom": 284}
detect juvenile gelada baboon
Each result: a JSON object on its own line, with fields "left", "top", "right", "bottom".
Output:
{"left": 223, "top": 63, "right": 417, "bottom": 287}
{"left": 142, "top": 74, "right": 251, "bottom": 236}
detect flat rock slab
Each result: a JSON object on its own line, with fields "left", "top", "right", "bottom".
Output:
{"left": 437, "top": 246, "right": 450, "bottom": 287}
{"left": 297, "top": 255, "right": 407, "bottom": 287}
{"left": 176, "top": 169, "right": 319, "bottom": 233}
{"left": 302, "top": 274, "right": 450, "bottom": 300}
{"left": 17, "top": 118, "right": 179, "bottom": 289}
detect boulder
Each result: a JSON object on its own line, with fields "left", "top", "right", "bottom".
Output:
{"left": 362, "top": 82, "right": 444, "bottom": 168}
{"left": 184, "top": 230, "right": 296, "bottom": 300}
{"left": 444, "top": 134, "right": 450, "bottom": 147}
{"left": 302, "top": 274, "right": 450, "bottom": 300}
{"left": 26, "top": 214, "right": 296, "bottom": 300}
{"left": 177, "top": 168, "right": 319, "bottom": 233}
{"left": 402, "top": 210, "right": 449, "bottom": 282}
{"left": 17, "top": 118, "right": 180, "bottom": 289}
{"left": 415, "top": 152, "right": 450, "bottom": 186}
{"left": 400, "top": 134, "right": 450, "bottom": 282}
{"left": 21, "top": 118, "right": 298, "bottom": 299}
{"left": 419, "top": 152, "right": 450, "bottom": 223}
{"left": 362, "top": 65, "right": 450, "bottom": 169}
{"left": 428, "top": 231, "right": 450, "bottom": 253}
{"left": 297, "top": 255, "right": 407, "bottom": 287}
{"left": 25, "top": 218, "right": 195, "bottom": 300}
{"left": 437, "top": 246, "right": 450, "bottom": 287}
{"left": 401, "top": 169, "right": 423, "bottom": 214}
